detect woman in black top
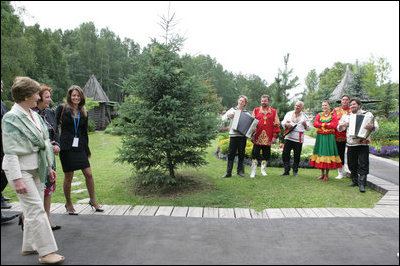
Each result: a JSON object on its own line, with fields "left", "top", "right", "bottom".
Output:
{"left": 32, "top": 84, "right": 61, "bottom": 230}
{"left": 56, "top": 85, "right": 103, "bottom": 214}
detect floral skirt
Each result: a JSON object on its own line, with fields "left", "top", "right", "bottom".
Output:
{"left": 310, "top": 133, "right": 342, "bottom": 169}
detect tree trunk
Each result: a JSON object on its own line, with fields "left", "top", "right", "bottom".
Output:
{"left": 166, "top": 152, "right": 175, "bottom": 179}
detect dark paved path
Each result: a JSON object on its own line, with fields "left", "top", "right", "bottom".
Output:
{"left": 1, "top": 213, "right": 399, "bottom": 265}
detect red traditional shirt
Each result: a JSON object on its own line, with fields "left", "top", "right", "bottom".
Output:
{"left": 333, "top": 106, "right": 350, "bottom": 142}
{"left": 313, "top": 111, "right": 338, "bottom": 134}
{"left": 252, "top": 106, "right": 281, "bottom": 146}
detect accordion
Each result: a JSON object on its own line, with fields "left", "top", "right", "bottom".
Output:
{"left": 348, "top": 112, "right": 374, "bottom": 139}
{"left": 231, "top": 110, "right": 259, "bottom": 138}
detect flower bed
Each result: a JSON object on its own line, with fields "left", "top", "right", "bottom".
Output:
{"left": 369, "top": 139, "right": 399, "bottom": 158}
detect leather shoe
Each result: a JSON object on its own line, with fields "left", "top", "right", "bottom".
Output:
{"left": 51, "top": 225, "right": 62, "bottom": 231}
{"left": 221, "top": 173, "right": 232, "bottom": 178}
{"left": 1, "top": 214, "right": 18, "bottom": 224}
{"left": 1, "top": 199, "right": 11, "bottom": 209}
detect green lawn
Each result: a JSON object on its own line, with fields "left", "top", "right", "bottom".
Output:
{"left": 3, "top": 131, "right": 383, "bottom": 211}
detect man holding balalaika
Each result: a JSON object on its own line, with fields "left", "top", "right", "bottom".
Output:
{"left": 337, "top": 98, "right": 379, "bottom": 192}
{"left": 280, "top": 101, "right": 311, "bottom": 177}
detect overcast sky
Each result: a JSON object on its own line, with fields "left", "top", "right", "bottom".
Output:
{"left": 12, "top": 1, "right": 400, "bottom": 99}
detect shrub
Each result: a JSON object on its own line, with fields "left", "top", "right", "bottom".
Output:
{"left": 88, "top": 119, "right": 96, "bottom": 132}
{"left": 371, "top": 117, "right": 399, "bottom": 141}
{"left": 104, "top": 118, "right": 124, "bottom": 136}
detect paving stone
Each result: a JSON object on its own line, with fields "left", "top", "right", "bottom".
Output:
{"left": 265, "top": 209, "right": 285, "bottom": 219}
{"left": 357, "top": 208, "right": 384, "bottom": 218}
{"left": 219, "top": 208, "right": 235, "bottom": 218}
{"left": 373, "top": 207, "right": 399, "bottom": 217}
{"left": 75, "top": 204, "right": 91, "bottom": 214}
{"left": 71, "top": 181, "right": 82, "bottom": 187}
{"left": 249, "top": 209, "right": 266, "bottom": 219}
{"left": 139, "top": 206, "right": 159, "bottom": 216}
{"left": 50, "top": 203, "right": 64, "bottom": 212}
{"left": 155, "top": 206, "right": 174, "bottom": 216}
{"left": 234, "top": 208, "right": 252, "bottom": 219}
{"left": 295, "top": 208, "right": 318, "bottom": 218}
{"left": 92, "top": 205, "right": 116, "bottom": 215}
{"left": 108, "top": 205, "right": 131, "bottom": 215}
{"left": 125, "top": 205, "right": 145, "bottom": 216}
{"left": 342, "top": 208, "right": 368, "bottom": 217}
{"left": 187, "top": 207, "right": 203, "bottom": 218}
{"left": 203, "top": 207, "right": 219, "bottom": 218}
{"left": 310, "top": 208, "right": 334, "bottom": 218}
{"left": 281, "top": 208, "right": 301, "bottom": 218}
{"left": 326, "top": 208, "right": 351, "bottom": 217}
{"left": 171, "top": 207, "right": 188, "bottom": 217}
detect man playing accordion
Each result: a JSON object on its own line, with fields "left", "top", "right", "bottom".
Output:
{"left": 337, "top": 98, "right": 379, "bottom": 192}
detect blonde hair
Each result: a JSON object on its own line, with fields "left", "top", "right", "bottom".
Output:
{"left": 65, "top": 85, "right": 87, "bottom": 116}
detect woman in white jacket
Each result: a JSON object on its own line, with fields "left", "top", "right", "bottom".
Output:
{"left": 2, "top": 77, "right": 65, "bottom": 264}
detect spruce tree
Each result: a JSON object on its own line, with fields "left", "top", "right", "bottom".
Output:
{"left": 116, "top": 39, "right": 219, "bottom": 184}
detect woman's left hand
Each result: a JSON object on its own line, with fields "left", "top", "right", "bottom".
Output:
{"left": 49, "top": 169, "right": 57, "bottom": 183}
{"left": 52, "top": 145, "right": 60, "bottom": 155}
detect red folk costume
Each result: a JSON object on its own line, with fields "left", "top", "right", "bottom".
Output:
{"left": 252, "top": 106, "right": 281, "bottom": 146}
{"left": 309, "top": 111, "right": 342, "bottom": 169}
{"left": 333, "top": 106, "right": 350, "bottom": 142}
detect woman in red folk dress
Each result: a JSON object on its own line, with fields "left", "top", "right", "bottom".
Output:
{"left": 309, "top": 100, "right": 342, "bottom": 181}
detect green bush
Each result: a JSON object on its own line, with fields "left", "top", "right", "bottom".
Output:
{"left": 371, "top": 118, "right": 399, "bottom": 141}
{"left": 88, "top": 119, "right": 96, "bottom": 132}
{"left": 104, "top": 118, "right": 124, "bottom": 136}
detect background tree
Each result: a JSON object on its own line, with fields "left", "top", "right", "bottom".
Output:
{"left": 270, "top": 53, "right": 299, "bottom": 120}
{"left": 377, "top": 81, "right": 395, "bottom": 118}
{"left": 300, "top": 69, "right": 319, "bottom": 112}
{"left": 238, "top": 74, "right": 269, "bottom": 110}
{"left": 1, "top": 1, "right": 35, "bottom": 101}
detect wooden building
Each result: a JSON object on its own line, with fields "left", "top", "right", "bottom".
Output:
{"left": 83, "top": 75, "right": 117, "bottom": 130}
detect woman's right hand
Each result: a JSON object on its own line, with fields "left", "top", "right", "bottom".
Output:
{"left": 13, "top": 178, "right": 28, "bottom": 194}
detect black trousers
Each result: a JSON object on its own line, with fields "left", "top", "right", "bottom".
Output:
{"left": 227, "top": 136, "right": 247, "bottom": 174}
{"left": 251, "top": 144, "right": 271, "bottom": 162}
{"left": 336, "top": 141, "right": 346, "bottom": 165}
{"left": 282, "top": 139, "right": 303, "bottom": 173}
{"left": 347, "top": 145, "right": 369, "bottom": 182}
{"left": 1, "top": 153, "right": 7, "bottom": 196}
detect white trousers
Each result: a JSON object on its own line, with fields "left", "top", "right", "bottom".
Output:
{"left": 5, "top": 169, "right": 58, "bottom": 257}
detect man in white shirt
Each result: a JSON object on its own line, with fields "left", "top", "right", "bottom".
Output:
{"left": 280, "top": 101, "right": 311, "bottom": 177}
{"left": 221, "top": 95, "right": 250, "bottom": 178}
{"left": 337, "top": 98, "right": 379, "bottom": 192}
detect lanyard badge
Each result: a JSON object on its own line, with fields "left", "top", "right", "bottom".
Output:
{"left": 72, "top": 110, "right": 80, "bottom": 147}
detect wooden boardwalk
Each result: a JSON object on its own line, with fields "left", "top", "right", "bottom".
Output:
{"left": 4, "top": 174, "right": 399, "bottom": 219}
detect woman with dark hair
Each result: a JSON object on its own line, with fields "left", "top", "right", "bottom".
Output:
{"left": 309, "top": 100, "right": 342, "bottom": 181}
{"left": 2, "top": 76, "right": 64, "bottom": 264}
{"left": 56, "top": 85, "right": 103, "bottom": 215}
